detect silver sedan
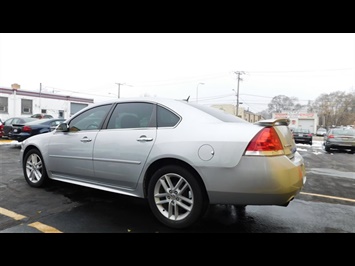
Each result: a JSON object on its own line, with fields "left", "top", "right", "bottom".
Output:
{"left": 324, "top": 127, "right": 355, "bottom": 153}
{"left": 20, "top": 97, "right": 306, "bottom": 229}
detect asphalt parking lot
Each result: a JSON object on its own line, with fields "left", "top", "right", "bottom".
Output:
{"left": 1, "top": 137, "right": 355, "bottom": 233}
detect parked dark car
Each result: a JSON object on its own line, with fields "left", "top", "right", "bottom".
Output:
{"left": 323, "top": 127, "right": 355, "bottom": 153}
{"left": 292, "top": 128, "right": 313, "bottom": 145}
{"left": 1, "top": 117, "right": 38, "bottom": 139}
{"left": 0, "top": 118, "right": 3, "bottom": 138}
{"left": 9, "top": 118, "right": 66, "bottom": 142}
{"left": 30, "top": 113, "right": 54, "bottom": 119}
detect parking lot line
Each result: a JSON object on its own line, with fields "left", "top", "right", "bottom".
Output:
{"left": 28, "top": 222, "right": 62, "bottom": 233}
{"left": 0, "top": 206, "right": 62, "bottom": 233}
{"left": 301, "top": 192, "right": 355, "bottom": 203}
{"left": 0, "top": 207, "right": 26, "bottom": 220}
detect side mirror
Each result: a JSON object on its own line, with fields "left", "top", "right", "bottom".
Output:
{"left": 56, "top": 122, "right": 69, "bottom": 132}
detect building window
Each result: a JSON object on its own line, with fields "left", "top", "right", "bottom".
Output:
{"left": 0, "top": 97, "right": 8, "bottom": 113}
{"left": 41, "top": 109, "right": 47, "bottom": 114}
{"left": 21, "top": 99, "right": 33, "bottom": 115}
{"left": 58, "top": 110, "right": 64, "bottom": 118}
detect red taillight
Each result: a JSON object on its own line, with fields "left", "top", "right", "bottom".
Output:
{"left": 328, "top": 134, "right": 334, "bottom": 139}
{"left": 22, "top": 125, "right": 32, "bottom": 133}
{"left": 245, "top": 127, "right": 284, "bottom": 156}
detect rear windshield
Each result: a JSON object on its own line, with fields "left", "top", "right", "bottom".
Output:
{"left": 332, "top": 129, "right": 355, "bottom": 136}
{"left": 293, "top": 128, "right": 310, "bottom": 133}
{"left": 184, "top": 102, "right": 248, "bottom": 123}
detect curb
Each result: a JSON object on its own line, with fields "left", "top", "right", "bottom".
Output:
{"left": 0, "top": 140, "right": 20, "bottom": 145}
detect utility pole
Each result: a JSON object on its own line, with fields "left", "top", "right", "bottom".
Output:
{"left": 115, "top": 82, "right": 132, "bottom": 98}
{"left": 234, "top": 71, "right": 245, "bottom": 117}
{"left": 115, "top": 83, "right": 124, "bottom": 98}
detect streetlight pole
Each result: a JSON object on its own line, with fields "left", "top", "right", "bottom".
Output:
{"left": 196, "top": 82, "right": 205, "bottom": 103}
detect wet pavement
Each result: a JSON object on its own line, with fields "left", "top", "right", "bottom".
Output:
{"left": 1, "top": 138, "right": 355, "bottom": 233}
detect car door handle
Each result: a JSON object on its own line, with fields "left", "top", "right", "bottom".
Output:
{"left": 137, "top": 135, "right": 153, "bottom": 142}
{"left": 80, "top": 137, "right": 92, "bottom": 143}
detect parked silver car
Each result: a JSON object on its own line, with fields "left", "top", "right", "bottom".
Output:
{"left": 323, "top": 127, "right": 355, "bottom": 153}
{"left": 20, "top": 97, "right": 306, "bottom": 229}
{"left": 316, "top": 127, "right": 327, "bottom": 136}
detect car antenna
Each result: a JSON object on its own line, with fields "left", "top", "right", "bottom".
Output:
{"left": 183, "top": 96, "right": 190, "bottom": 102}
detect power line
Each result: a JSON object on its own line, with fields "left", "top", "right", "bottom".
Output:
{"left": 246, "top": 68, "right": 354, "bottom": 74}
{"left": 112, "top": 83, "right": 133, "bottom": 98}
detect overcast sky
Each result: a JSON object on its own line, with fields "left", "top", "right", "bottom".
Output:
{"left": 0, "top": 33, "right": 354, "bottom": 113}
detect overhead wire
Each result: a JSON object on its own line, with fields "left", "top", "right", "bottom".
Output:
{"left": 35, "top": 67, "right": 354, "bottom": 114}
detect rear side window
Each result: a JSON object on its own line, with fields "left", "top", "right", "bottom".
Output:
{"left": 157, "top": 105, "right": 180, "bottom": 127}
{"left": 107, "top": 102, "right": 155, "bottom": 129}
{"left": 4, "top": 119, "right": 14, "bottom": 125}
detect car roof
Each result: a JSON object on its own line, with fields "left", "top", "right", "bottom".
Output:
{"left": 90, "top": 97, "right": 188, "bottom": 106}
{"left": 24, "top": 118, "right": 66, "bottom": 125}
{"left": 7, "top": 117, "right": 38, "bottom": 122}
{"left": 74, "top": 97, "right": 250, "bottom": 125}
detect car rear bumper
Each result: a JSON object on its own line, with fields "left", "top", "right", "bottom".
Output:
{"left": 294, "top": 137, "right": 312, "bottom": 143}
{"left": 201, "top": 152, "right": 306, "bottom": 206}
{"left": 326, "top": 142, "right": 355, "bottom": 150}
{"left": 9, "top": 133, "right": 29, "bottom": 143}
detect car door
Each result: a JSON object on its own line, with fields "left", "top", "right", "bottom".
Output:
{"left": 92, "top": 102, "right": 157, "bottom": 189}
{"left": 46, "top": 104, "right": 112, "bottom": 182}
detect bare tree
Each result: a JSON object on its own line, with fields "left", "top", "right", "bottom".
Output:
{"left": 311, "top": 91, "right": 355, "bottom": 127}
{"left": 268, "top": 95, "right": 298, "bottom": 113}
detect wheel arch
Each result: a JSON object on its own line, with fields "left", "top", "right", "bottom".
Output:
{"left": 22, "top": 144, "right": 49, "bottom": 175}
{"left": 143, "top": 158, "right": 209, "bottom": 202}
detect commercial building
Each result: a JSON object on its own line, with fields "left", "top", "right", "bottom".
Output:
{"left": 272, "top": 112, "right": 319, "bottom": 134}
{"left": 0, "top": 85, "right": 94, "bottom": 120}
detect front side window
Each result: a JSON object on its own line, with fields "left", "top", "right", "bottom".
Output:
{"left": 68, "top": 104, "right": 112, "bottom": 131}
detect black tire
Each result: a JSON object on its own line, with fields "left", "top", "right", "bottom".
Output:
{"left": 147, "top": 165, "right": 206, "bottom": 229}
{"left": 23, "top": 148, "right": 48, "bottom": 188}
{"left": 325, "top": 145, "right": 331, "bottom": 152}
